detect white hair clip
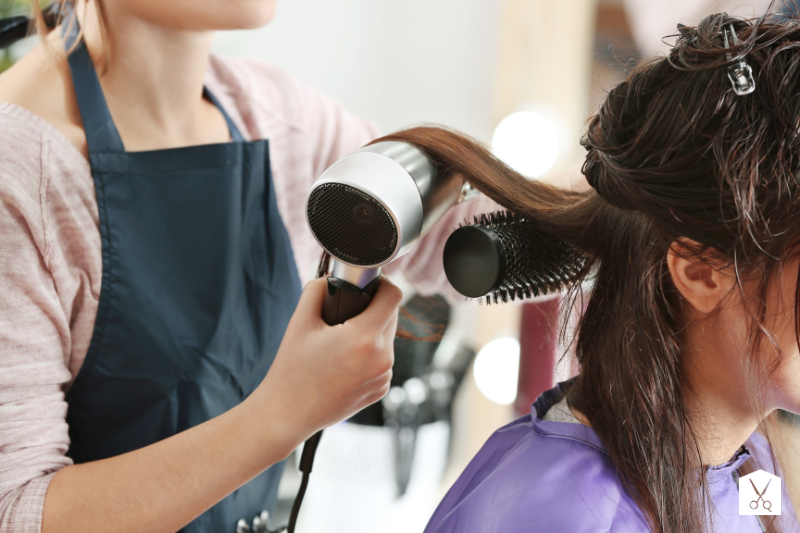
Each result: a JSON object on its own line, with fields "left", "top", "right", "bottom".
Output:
{"left": 724, "top": 23, "right": 756, "bottom": 96}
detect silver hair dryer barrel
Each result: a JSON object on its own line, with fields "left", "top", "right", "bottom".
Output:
{"left": 305, "top": 141, "right": 465, "bottom": 325}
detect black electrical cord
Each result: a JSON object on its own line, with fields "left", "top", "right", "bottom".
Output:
{"left": 286, "top": 430, "right": 323, "bottom": 533}
{"left": 283, "top": 251, "right": 343, "bottom": 532}
{"left": 284, "top": 253, "right": 333, "bottom": 532}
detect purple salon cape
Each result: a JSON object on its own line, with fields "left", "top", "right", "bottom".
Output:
{"left": 425, "top": 382, "right": 799, "bottom": 533}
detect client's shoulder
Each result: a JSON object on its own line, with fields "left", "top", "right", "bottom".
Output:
{"left": 424, "top": 413, "right": 649, "bottom": 533}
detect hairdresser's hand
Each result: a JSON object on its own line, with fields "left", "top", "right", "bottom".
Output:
{"left": 41, "top": 277, "right": 400, "bottom": 533}
{"left": 249, "top": 276, "right": 402, "bottom": 448}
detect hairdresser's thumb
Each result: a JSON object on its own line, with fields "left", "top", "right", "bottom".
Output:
{"left": 352, "top": 276, "right": 403, "bottom": 331}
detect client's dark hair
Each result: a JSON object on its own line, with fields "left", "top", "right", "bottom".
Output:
{"left": 374, "top": 10, "right": 800, "bottom": 533}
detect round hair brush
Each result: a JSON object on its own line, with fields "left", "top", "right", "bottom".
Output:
{"left": 443, "top": 211, "right": 586, "bottom": 303}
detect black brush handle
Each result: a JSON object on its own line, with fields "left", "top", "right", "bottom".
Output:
{"left": 322, "top": 276, "right": 381, "bottom": 325}
{"left": 443, "top": 225, "right": 506, "bottom": 298}
{"left": 443, "top": 210, "right": 586, "bottom": 304}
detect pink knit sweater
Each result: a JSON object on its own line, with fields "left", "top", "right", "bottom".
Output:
{"left": 0, "top": 54, "right": 496, "bottom": 532}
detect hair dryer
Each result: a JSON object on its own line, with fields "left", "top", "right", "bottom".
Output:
{"left": 306, "top": 140, "right": 474, "bottom": 326}
{"left": 286, "top": 141, "right": 474, "bottom": 533}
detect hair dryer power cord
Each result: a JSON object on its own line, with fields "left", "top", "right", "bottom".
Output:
{"left": 286, "top": 430, "right": 323, "bottom": 533}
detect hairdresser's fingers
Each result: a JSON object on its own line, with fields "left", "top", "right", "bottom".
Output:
{"left": 353, "top": 369, "right": 393, "bottom": 405}
{"left": 362, "top": 379, "right": 392, "bottom": 407}
{"left": 372, "top": 308, "right": 398, "bottom": 373}
{"left": 352, "top": 276, "right": 403, "bottom": 330}
{"left": 355, "top": 368, "right": 394, "bottom": 394}
{"left": 381, "top": 308, "right": 400, "bottom": 341}
{"left": 358, "top": 312, "right": 398, "bottom": 377}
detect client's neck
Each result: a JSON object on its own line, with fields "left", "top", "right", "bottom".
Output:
{"left": 681, "top": 314, "right": 760, "bottom": 466}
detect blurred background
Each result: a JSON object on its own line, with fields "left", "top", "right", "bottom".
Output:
{"left": 222, "top": 2, "right": 799, "bottom": 532}
{"left": 2, "top": 0, "right": 798, "bottom": 531}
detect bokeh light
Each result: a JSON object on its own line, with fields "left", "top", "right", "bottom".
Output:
{"left": 473, "top": 337, "right": 520, "bottom": 405}
{"left": 491, "top": 111, "right": 560, "bottom": 178}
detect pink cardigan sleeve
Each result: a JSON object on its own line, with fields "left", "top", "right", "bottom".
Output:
{"left": 0, "top": 110, "right": 74, "bottom": 533}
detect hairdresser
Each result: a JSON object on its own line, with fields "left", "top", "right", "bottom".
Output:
{"left": 0, "top": 1, "right": 496, "bottom": 532}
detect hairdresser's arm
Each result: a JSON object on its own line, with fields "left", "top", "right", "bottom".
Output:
{"left": 37, "top": 277, "right": 401, "bottom": 533}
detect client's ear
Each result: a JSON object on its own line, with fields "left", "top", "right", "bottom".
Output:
{"left": 667, "top": 240, "right": 734, "bottom": 315}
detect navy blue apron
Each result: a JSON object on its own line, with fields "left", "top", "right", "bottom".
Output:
{"left": 62, "top": 27, "right": 302, "bottom": 532}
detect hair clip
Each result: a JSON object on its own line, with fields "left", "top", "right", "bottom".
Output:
{"left": 723, "top": 23, "right": 755, "bottom": 96}
{"left": 457, "top": 181, "right": 481, "bottom": 203}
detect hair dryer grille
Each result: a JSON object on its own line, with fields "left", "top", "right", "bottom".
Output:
{"left": 306, "top": 183, "right": 399, "bottom": 266}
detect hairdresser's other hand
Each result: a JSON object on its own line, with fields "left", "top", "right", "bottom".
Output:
{"left": 249, "top": 275, "right": 401, "bottom": 448}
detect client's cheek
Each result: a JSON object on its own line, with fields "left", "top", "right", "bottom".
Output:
{"left": 767, "top": 352, "right": 800, "bottom": 412}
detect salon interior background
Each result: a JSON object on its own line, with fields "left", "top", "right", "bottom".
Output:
{"left": 217, "top": 1, "right": 800, "bottom": 531}
{"left": 216, "top": 3, "right": 798, "bottom": 532}
{"left": 0, "top": 0, "right": 795, "bottom": 532}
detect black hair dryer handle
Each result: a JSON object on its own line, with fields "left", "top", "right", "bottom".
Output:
{"left": 321, "top": 276, "right": 381, "bottom": 326}
{"left": 287, "top": 269, "right": 381, "bottom": 532}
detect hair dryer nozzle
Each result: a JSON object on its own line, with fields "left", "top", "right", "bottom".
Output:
{"left": 306, "top": 141, "right": 463, "bottom": 268}
{"left": 306, "top": 140, "right": 467, "bottom": 326}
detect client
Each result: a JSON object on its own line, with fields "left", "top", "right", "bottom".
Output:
{"left": 379, "top": 10, "right": 800, "bottom": 533}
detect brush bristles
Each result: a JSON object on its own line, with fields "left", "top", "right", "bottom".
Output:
{"left": 465, "top": 211, "right": 587, "bottom": 304}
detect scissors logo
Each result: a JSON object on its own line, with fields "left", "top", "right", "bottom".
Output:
{"left": 749, "top": 478, "right": 772, "bottom": 512}
{"left": 739, "top": 469, "right": 781, "bottom": 516}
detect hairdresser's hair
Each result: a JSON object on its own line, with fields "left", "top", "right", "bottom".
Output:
{"left": 30, "top": 0, "right": 109, "bottom": 66}
{"left": 375, "top": 10, "right": 800, "bottom": 533}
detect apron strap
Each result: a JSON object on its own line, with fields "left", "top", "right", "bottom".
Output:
{"left": 203, "top": 88, "right": 246, "bottom": 143}
{"left": 63, "top": 11, "right": 246, "bottom": 153}
{"left": 63, "top": 15, "right": 125, "bottom": 153}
